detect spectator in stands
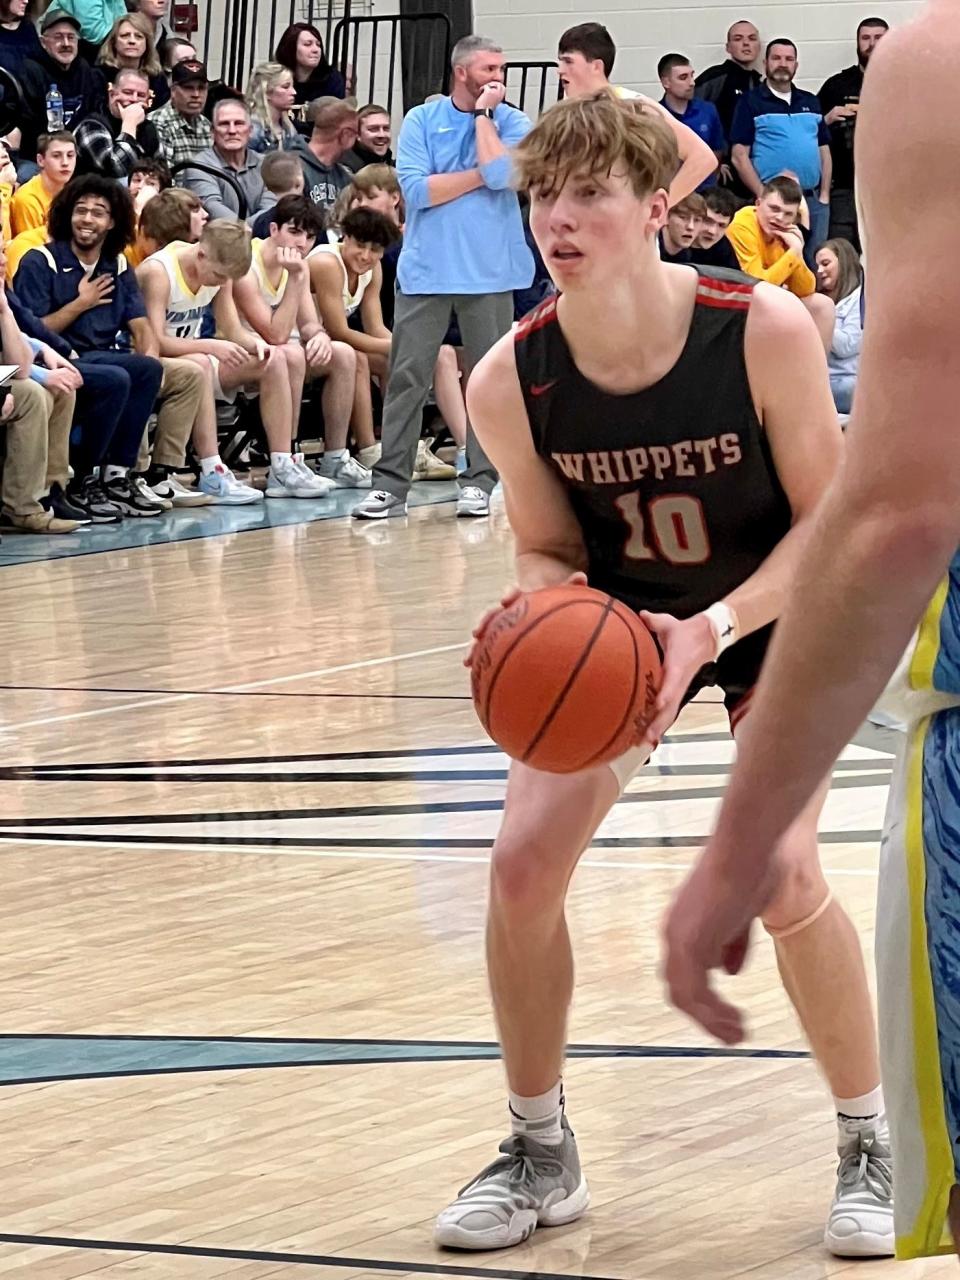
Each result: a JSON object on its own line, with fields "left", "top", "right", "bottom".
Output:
{"left": 273, "top": 23, "right": 345, "bottom": 110}
{"left": 51, "top": 0, "right": 125, "bottom": 63}
{"left": 150, "top": 57, "right": 211, "bottom": 169}
{"left": 13, "top": 174, "right": 166, "bottom": 520}
{"left": 124, "top": 156, "right": 171, "bottom": 264}
{"left": 0, "top": 0, "right": 42, "bottom": 79}
{"left": 556, "top": 24, "right": 717, "bottom": 201}
{"left": 294, "top": 96, "right": 355, "bottom": 216}
{"left": 182, "top": 98, "right": 270, "bottom": 221}
{"left": 249, "top": 150, "right": 303, "bottom": 240}
{"left": 695, "top": 21, "right": 761, "bottom": 140}
{"left": 690, "top": 186, "right": 739, "bottom": 270}
{"left": 234, "top": 194, "right": 356, "bottom": 488}
{"left": 161, "top": 37, "right": 195, "bottom": 72}
{"left": 0, "top": 142, "right": 15, "bottom": 238}
{"left": 19, "top": 11, "right": 104, "bottom": 164}
{"left": 96, "top": 13, "right": 168, "bottom": 110}
{"left": 75, "top": 67, "right": 161, "bottom": 178}
{"left": 815, "top": 236, "right": 863, "bottom": 414}
{"left": 132, "top": 0, "right": 169, "bottom": 62}
{"left": 330, "top": 162, "right": 401, "bottom": 324}
{"left": 730, "top": 39, "right": 831, "bottom": 264}
{"left": 818, "top": 18, "right": 888, "bottom": 249}
{"left": 246, "top": 61, "right": 299, "bottom": 154}
{"left": 11, "top": 131, "right": 75, "bottom": 236}
{"left": 353, "top": 34, "right": 534, "bottom": 521}
{"left": 658, "top": 54, "right": 724, "bottom": 189}
{"left": 137, "top": 218, "right": 326, "bottom": 502}
{"left": 659, "top": 193, "right": 706, "bottom": 264}
{"left": 341, "top": 103, "right": 393, "bottom": 172}
{"left": 727, "top": 174, "right": 834, "bottom": 348}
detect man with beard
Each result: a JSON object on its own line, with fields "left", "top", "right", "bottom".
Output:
{"left": 19, "top": 10, "right": 103, "bottom": 165}
{"left": 341, "top": 103, "right": 393, "bottom": 173}
{"left": 817, "top": 18, "right": 888, "bottom": 249}
{"left": 731, "top": 38, "right": 831, "bottom": 265}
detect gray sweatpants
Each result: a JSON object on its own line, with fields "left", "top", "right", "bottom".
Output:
{"left": 373, "top": 289, "right": 515, "bottom": 499}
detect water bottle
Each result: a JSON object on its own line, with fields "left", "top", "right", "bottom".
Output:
{"left": 45, "top": 84, "right": 64, "bottom": 131}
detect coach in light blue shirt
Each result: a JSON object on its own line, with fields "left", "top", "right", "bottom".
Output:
{"left": 353, "top": 35, "right": 535, "bottom": 522}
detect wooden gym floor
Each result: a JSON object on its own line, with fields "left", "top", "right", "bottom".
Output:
{"left": 0, "top": 492, "right": 953, "bottom": 1279}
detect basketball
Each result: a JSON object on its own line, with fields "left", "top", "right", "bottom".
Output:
{"left": 470, "top": 584, "right": 662, "bottom": 774}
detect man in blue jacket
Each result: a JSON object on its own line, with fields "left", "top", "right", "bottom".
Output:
{"left": 353, "top": 35, "right": 534, "bottom": 521}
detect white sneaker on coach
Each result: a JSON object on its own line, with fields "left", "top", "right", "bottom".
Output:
{"left": 198, "top": 464, "right": 263, "bottom": 505}
{"left": 265, "top": 454, "right": 335, "bottom": 499}
{"left": 352, "top": 489, "right": 407, "bottom": 519}
{"left": 824, "top": 1119, "right": 894, "bottom": 1257}
{"left": 319, "top": 453, "right": 373, "bottom": 488}
{"left": 456, "top": 485, "right": 490, "bottom": 518}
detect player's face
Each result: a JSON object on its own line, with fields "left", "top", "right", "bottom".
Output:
{"left": 858, "top": 23, "right": 887, "bottom": 66}
{"left": 765, "top": 44, "right": 797, "bottom": 86}
{"left": 697, "top": 208, "right": 731, "bottom": 248}
{"left": 756, "top": 193, "right": 799, "bottom": 237}
{"left": 726, "top": 23, "right": 760, "bottom": 66}
{"left": 273, "top": 223, "right": 313, "bottom": 256}
{"left": 39, "top": 140, "right": 76, "bottom": 184}
{"left": 815, "top": 246, "right": 839, "bottom": 297}
{"left": 530, "top": 168, "right": 666, "bottom": 289}
{"left": 661, "top": 64, "right": 695, "bottom": 102}
{"left": 557, "top": 50, "right": 605, "bottom": 97}
{"left": 188, "top": 203, "right": 208, "bottom": 241}
{"left": 71, "top": 195, "right": 114, "bottom": 250}
{"left": 196, "top": 247, "right": 234, "bottom": 286}
{"left": 666, "top": 207, "right": 702, "bottom": 250}
{"left": 352, "top": 186, "right": 400, "bottom": 224}
{"left": 341, "top": 236, "right": 384, "bottom": 276}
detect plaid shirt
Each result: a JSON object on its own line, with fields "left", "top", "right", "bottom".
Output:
{"left": 74, "top": 112, "right": 160, "bottom": 180}
{"left": 150, "top": 103, "right": 213, "bottom": 169}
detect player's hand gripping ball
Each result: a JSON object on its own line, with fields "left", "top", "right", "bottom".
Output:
{"left": 470, "top": 583, "right": 662, "bottom": 773}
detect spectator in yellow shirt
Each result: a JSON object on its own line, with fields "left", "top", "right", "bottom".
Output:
{"left": 10, "top": 132, "right": 76, "bottom": 236}
{"left": 727, "top": 174, "right": 834, "bottom": 350}
{"left": 0, "top": 141, "right": 16, "bottom": 243}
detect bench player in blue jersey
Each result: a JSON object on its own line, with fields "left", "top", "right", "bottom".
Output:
{"left": 433, "top": 92, "right": 892, "bottom": 1258}
{"left": 664, "top": 1, "right": 960, "bottom": 1260}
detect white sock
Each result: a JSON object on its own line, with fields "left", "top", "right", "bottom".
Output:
{"left": 102, "top": 464, "right": 127, "bottom": 482}
{"left": 325, "top": 448, "right": 348, "bottom": 462}
{"left": 835, "top": 1085, "right": 885, "bottom": 1125}
{"left": 508, "top": 1080, "right": 564, "bottom": 1146}
{"left": 270, "top": 451, "right": 292, "bottom": 470}
{"left": 200, "top": 455, "right": 224, "bottom": 475}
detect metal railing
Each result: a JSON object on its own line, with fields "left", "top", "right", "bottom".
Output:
{"left": 504, "top": 61, "right": 562, "bottom": 117}
{"left": 332, "top": 13, "right": 450, "bottom": 115}
{"left": 199, "top": 0, "right": 348, "bottom": 89}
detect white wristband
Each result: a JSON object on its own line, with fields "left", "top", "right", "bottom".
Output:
{"left": 703, "top": 602, "right": 740, "bottom": 661}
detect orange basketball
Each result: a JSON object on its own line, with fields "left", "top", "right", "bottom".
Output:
{"left": 470, "top": 584, "right": 662, "bottom": 774}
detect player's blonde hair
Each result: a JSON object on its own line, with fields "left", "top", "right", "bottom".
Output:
{"left": 513, "top": 90, "right": 679, "bottom": 200}
{"left": 200, "top": 219, "right": 252, "bottom": 276}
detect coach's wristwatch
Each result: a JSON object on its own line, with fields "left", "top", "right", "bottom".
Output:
{"left": 473, "top": 107, "right": 495, "bottom": 119}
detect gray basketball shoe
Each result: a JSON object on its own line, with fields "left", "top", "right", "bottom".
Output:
{"left": 434, "top": 1117, "right": 589, "bottom": 1250}
{"left": 824, "top": 1119, "right": 895, "bottom": 1257}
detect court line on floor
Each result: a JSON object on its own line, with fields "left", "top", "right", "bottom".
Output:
{"left": 0, "top": 1233, "right": 621, "bottom": 1280}
{"left": 0, "top": 833, "right": 883, "bottom": 874}
{"left": 0, "top": 684, "right": 475, "bottom": 702}
{"left": 0, "top": 644, "right": 470, "bottom": 733}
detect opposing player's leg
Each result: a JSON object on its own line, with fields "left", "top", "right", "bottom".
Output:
{"left": 435, "top": 753, "right": 634, "bottom": 1251}
{"left": 877, "top": 709, "right": 960, "bottom": 1260}
{"left": 749, "top": 740, "right": 893, "bottom": 1256}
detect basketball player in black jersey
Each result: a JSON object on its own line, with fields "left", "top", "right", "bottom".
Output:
{"left": 433, "top": 93, "right": 893, "bottom": 1258}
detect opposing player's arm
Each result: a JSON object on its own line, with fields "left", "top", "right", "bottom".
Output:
{"left": 638, "top": 95, "right": 717, "bottom": 205}
{"left": 467, "top": 334, "right": 588, "bottom": 590}
{"left": 723, "top": 283, "right": 842, "bottom": 638}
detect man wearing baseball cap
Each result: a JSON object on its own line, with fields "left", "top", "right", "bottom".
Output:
{"left": 150, "top": 58, "right": 212, "bottom": 168}
{"left": 19, "top": 10, "right": 104, "bottom": 161}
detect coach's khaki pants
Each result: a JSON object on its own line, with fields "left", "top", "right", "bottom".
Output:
{"left": 135, "top": 357, "right": 205, "bottom": 472}
{"left": 2, "top": 379, "right": 76, "bottom": 518}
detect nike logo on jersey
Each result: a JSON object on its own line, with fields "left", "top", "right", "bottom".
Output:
{"left": 437, "top": 126, "right": 454, "bottom": 133}
{"left": 530, "top": 380, "right": 558, "bottom": 397}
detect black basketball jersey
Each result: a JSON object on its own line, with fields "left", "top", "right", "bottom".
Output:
{"left": 513, "top": 267, "right": 793, "bottom": 620}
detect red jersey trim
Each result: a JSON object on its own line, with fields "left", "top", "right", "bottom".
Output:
{"left": 515, "top": 295, "right": 559, "bottom": 342}
{"left": 696, "top": 274, "right": 754, "bottom": 312}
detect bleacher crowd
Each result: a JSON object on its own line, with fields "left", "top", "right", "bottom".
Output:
{"left": 0, "top": 7, "right": 871, "bottom": 535}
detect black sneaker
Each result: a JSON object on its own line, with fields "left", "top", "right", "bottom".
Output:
{"left": 68, "top": 476, "right": 123, "bottom": 524}
{"left": 102, "top": 474, "right": 164, "bottom": 518}
{"left": 44, "top": 482, "right": 91, "bottom": 524}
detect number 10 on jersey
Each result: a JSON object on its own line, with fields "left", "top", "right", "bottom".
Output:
{"left": 615, "top": 492, "right": 711, "bottom": 566}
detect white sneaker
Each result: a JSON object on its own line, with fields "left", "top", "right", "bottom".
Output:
{"left": 150, "top": 474, "right": 213, "bottom": 507}
{"left": 131, "top": 474, "right": 172, "bottom": 510}
{"left": 356, "top": 443, "right": 381, "bottom": 469}
{"left": 413, "top": 437, "right": 457, "bottom": 481}
{"left": 352, "top": 489, "right": 407, "bottom": 519}
{"left": 265, "top": 454, "right": 335, "bottom": 499}
{"left": 824, "top": 1119, "right": 894, "bottom": 1257}
{"left": 319, "top": 453, "right": 373, "bottom": 489}
{"left": 456, "top": 485, "right": 490, "bottom": 518}
{"left": 198, "top": 464, "right": 263, "bottom": 505}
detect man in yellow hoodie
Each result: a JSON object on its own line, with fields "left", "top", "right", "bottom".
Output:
{"left": 728, "top": 174, "right": 834, "bottom": 349}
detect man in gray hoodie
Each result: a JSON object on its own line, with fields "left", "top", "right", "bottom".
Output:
{"left": 292, "top": 97, "right": 357, "bottom": 219}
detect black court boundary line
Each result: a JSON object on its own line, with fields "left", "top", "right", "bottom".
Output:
{"left": 0, "top": 1033, "right": 805, "bottom": 1049}
{"left": 0, "top": 1233, "right": 620, "bottom": 1280}
{"left": 0, "top": 831, "right": 884, "bottom": 851}
{"left": 0, "top": 772, "right": 895, "bottom": 830}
